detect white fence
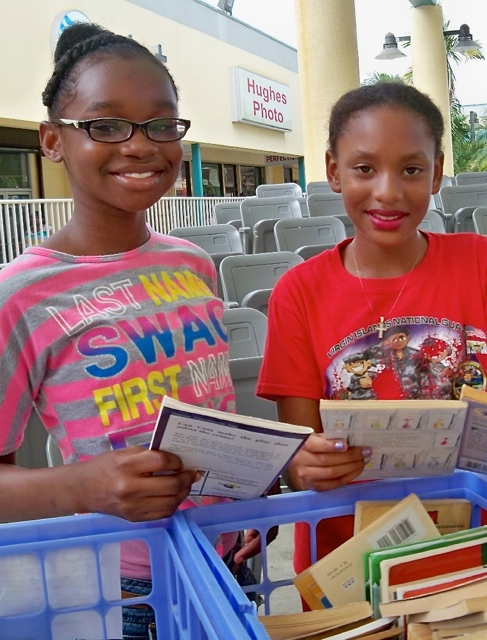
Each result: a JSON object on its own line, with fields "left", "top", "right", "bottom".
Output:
{"left": 0, "top": 196, "right": 244, "bottom": 267}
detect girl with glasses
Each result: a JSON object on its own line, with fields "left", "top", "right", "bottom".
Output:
{"left": 256, "top": 82, "right": 487, "bottom": 599}
{"left": 0, "top": 22, "right": 241, "bottom": 639}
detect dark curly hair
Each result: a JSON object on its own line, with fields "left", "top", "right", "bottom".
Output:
{"left": 43, "top": 22, "right": 179, "bottom": 117}
{"left": 328, "top": 82, "right": 444, "bottom": 158}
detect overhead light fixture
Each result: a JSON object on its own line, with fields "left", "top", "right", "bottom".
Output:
{"left": 449, "top": 24, "right": 481, "bottom": 53}
{"left": 375, "top": 33, "right": 408, "bottom": 60}
{"left": 217, "top": 0, "right": 235, "bottom": 15}
{"left": 377, "top": 23, "right": 480, "bottom": 61}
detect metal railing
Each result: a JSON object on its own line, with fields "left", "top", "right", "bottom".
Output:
{"left": 0, "top": 196, "right": 245, "bottom": 267}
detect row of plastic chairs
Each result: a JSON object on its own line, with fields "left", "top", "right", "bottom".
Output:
{"left": 215, "top": 193, "right": 353, "bottom": 254}
{"left": 169, "top": 216, "right": 348, "bottom": 298}
{"left": 243, "top": 178, "right": 487, "bottom": 236}
{"left": 438, "top": 183, "right": 487, "bottom": 232}
{"left": 254, "top": 180, "right": 333, "bottom": 199}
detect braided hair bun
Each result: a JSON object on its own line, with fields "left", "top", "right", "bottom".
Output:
{"left": 53, "top": 22, "right": 107, "bottom": 63}
{"left": 43, "top": 22, "right": 178, "bottom": 114}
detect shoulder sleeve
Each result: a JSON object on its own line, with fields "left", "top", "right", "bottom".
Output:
{"left": 256, "top": 270, "right": 323, "bottom": 401}
{"left": 0, "top": 263, "right": 40, "bottom": 454}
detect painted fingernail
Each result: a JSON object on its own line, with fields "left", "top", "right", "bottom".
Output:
{"left": 334, "top": 441, "right": 347, "bottom": 451}
{"left": 362, "top": 447, "right": 372, "bottom": 458}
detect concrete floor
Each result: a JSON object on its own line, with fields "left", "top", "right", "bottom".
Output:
{"left": 256, "top": 522, "right": 303, "bottom": 616}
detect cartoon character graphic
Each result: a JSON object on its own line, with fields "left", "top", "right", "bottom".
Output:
{"left": 381, "top": 327, "right": 430, "bottom": 398}
{"left": 419, "top": 337, "right": 455, "bottom": 399}
{"left": 343, "top": 351, "right": 377, "bottom": 399}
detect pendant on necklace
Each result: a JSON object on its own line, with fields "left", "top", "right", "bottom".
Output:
{"left": 378, "top": 316, "right": 387, "bottom": 339}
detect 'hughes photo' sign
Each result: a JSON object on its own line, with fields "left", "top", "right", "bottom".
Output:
{"left": 230, "top": 67, "right": 292, "bottom": 132}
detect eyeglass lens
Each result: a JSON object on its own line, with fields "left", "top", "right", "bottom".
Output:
{"left": 88, "top": 119, "right": 187, "bottom": 142}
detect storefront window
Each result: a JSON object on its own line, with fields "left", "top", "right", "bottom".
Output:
{"left": 239, "top": 165, "right": 263, "bottom": 197}
{"left": 174, "top": 161, "right": 191, "bottom": 196}
{"left": 202, "top": 162, "right": 223, "bottom": 196}
{"left": 283, "top": 166, "right": 294, "bottom": 183}
{"left": 223, "top": 164, "right": 237, "bottom": 196}
{"left": 0, "top": 151, "right": 30, "bottom": 189}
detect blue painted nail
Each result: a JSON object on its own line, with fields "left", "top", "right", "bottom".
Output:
{"left": 362, "top": 447, "right": 372, "bottom": 457}
{"left": 334, "top": 441, "right": 346, "bottom": 451}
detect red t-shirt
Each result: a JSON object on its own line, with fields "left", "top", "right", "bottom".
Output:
{"left": 257, "top": 232, "right": 487, "bottom": 576}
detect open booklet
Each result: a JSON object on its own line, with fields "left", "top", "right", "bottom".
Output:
{"left": 320, "top": 384, "right": 487, "bottom": 480}
{"left": 149, "top": 396, "right": 313, "bottom": 499}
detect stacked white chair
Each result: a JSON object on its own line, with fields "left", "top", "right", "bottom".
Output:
{"left": 220, "top": 251, "right": 304, "bottom": 315}
{"left": 240, "top": 196, "right": 302, "bottom": 253}
{"left": 274, "top": 215, "right": 347, "bottom": 259}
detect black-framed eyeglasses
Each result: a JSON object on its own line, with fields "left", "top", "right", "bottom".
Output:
{"left": 51, "top": 117, "right": 191, "bottom": 143}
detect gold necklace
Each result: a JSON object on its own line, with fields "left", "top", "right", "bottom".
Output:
{"left": 351, "top": 243, "right": 423, "bottom": 339}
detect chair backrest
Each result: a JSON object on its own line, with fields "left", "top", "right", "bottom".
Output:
{"left": 455, "top": 172, "right": 487, "bottom": 186}
{"left": 306, "top": 181, "right": 332, "bottom": 196}
{"left": 297, "top": 197, "right": 309, "bottom": 217}
{"left": 433, "top": 176, "right": 455, "bottom": 211}
{"left": 214, "top": 201, "right": 242, "bottom": 225}
{"left": 168, "top": 224, "right": 243, "bottom": 255}
{"left": 229, "top": 357, "right": 278, "bottom": 421}
{"left": 256, "top": 182, "right": 303, "bottom": 198}
{"left": 252, "top": 219, "right": 282, "bottom": 253}
{"left": 46, "top": 434, "right": 63, "bottom": 468}
{"left": 241, "top": 196, "right": 302, "bottom": 254}
{"left": 220, "top": 252, "right": 304, "bottom": 307}
{"left": 452, "top": 206, "right": 476, "bottom": 233}
{"left": 240, "top": 196, "right": 302, "bottom": 229}
{"left": 222, "top": 307, "right": 268, "bottom": 359}
{"left": 295, "top": 245, "right": 330, "bottom": 260}
{"left": 439, "top": 184, "right": 487, "bottom": 215}
{"left": 472, "top": 207, "right": 487, "bottom": 235}
{"left": 274, "top": 215, "right": 347, "bottom": 252}
{"left": 418, "top": 210, "right": 446, "bottom": 233}
{"left": 307, "top": 193, "right": 354, "bottom": 236}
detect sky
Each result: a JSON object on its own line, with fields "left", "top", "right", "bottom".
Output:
{"left": 204, "top": 0, "right": 487, "bottom": 109}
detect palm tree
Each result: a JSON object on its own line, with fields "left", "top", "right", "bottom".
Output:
{"left": 362, "top": 71, "right": 406, "bottom": 85}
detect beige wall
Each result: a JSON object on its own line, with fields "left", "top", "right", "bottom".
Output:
{"left": 1, "top": 1, "right": 303, "bottom": 157}
{"left": 41, "top": 158, "right": 72, "bottom": 199}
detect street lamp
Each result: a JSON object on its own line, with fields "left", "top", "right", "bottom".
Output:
{"left": 217, "top": 0, "right": 235, "bottom": 15}
{"left": 375, "top": 23, "right": 480, "bottom": 60}
{"left": 470, "top": 111, "right": 480, "bottom": 142}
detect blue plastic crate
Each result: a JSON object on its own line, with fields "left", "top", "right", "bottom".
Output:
{"left": 183, "top": 470, "right": 487, "bottom": 623}
{"left": 0, "top": 510, "right": 266, "bottom": 640}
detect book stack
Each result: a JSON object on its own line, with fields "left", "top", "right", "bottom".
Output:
{"left": 408, "top": 611, "right": 487, "bottom": 639}
{"left": 259, "top": 603, "right": 401, "bottom": 640}
{"left": 369, "top": 526, "right": 487, "bottom": 620}
{"left": 293, "top": 493, "right": 487, "bottom": 639}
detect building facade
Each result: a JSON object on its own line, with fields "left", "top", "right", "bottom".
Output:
{"left": 0, "top": 0, "right": 304, "bottom": 202}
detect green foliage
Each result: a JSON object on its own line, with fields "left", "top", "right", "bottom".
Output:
{"left": 451, "top": 99, "right": 487, "bottom": 174}
{"left": 362, "top": 72, "right": 405, "bottom": 85}
{"left": 366, "top": 21, "right": 486, "bottom": 175}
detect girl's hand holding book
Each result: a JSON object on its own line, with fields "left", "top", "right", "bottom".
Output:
{"left": 287, "top": 434, "right": 371, "bottom": 492}
{"left": 74, "top": 447, "right": 197, "bottom": 522}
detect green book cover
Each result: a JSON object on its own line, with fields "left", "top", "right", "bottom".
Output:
{"left": 364, "top": 525, "right": 487, "bottom": 614}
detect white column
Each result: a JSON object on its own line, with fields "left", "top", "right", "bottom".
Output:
{"left": 294, "top": 0, "right": 360, "bottom": 184}
{"left": 410, "top": 4, "right": 454, "bottom": 176}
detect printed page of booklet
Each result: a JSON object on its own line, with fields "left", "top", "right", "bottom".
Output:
{"left": 150, "top": 396, "right": 313, "bottom": 499}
